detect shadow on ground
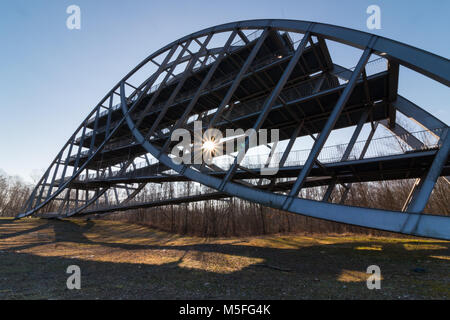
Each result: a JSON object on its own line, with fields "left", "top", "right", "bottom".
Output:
{"left": 0, "top": 218, "right": 449, "bottom": 299}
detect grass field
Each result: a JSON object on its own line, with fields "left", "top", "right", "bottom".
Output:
{"left": 0, "top": 217, "right": 449, "bottom": 299}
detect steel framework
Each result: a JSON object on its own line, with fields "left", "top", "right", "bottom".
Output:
{"left": 18, "top": 19, "right": 450, "bottom": 240}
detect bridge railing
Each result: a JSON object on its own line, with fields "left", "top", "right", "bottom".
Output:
{"left": 73, "top": 128, "right": 442, "bottom": 183}
{"left": 210, "top": 128, "right": 442, "bottom": 170}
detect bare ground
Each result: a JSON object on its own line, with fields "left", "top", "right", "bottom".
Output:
{"left": 0, "top": 217, "right": 449, "bottom": 299}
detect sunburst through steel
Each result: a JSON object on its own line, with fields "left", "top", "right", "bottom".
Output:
{"left": 19, "top": 20, "right": 450, "bottom": 240}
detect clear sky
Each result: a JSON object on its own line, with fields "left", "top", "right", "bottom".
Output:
{"left": 0, "top": 0, "right": 449, "bottom": 182}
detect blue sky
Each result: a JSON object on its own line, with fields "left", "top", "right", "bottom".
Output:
{"left": 0, "top": 0, "right": 449, "bottom": 182}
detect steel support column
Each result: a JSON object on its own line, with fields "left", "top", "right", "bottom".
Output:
{"left": 406, "top": 128, "right": 450, "bottom": 213}
{"left": 283, "top": 40, "right": 375, "bottom": 210}
{"left": 219, "top": 30, "right": 312, "bottom": 190}
{"left": 323, "top": 107, "right": 370, "bottom": 201}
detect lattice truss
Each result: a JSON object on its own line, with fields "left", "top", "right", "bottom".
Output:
{"left": 19, "top": 20, "right": 450, "bottom": 239}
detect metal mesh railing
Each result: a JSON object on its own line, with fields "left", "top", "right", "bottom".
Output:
{"left": 211, "top": 128, "right": 441, "bottom": 170}
{"left": 73, "top": 128, "right": 442, "bottom": 183}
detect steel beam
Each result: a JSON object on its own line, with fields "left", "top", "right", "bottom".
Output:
{"left": 158, "top": 31, "right": 238, "bottom": 156}
{"left": 323, "top": 108, "right": 370, "bottom": 201}
{"left": 284, "top": 40, "right": 375, "bottom": 209}
{"left": 219, "top": 30, "right": 312, "bottom": 190}
{"left": 379, "top": 120, "right": 425, "bottom": 150}
{"left": 394, "top": 95, "right": 447, "bottom": 138}
{"left": 406, "top": 128, "right": 450, "bottom": 213}
{"left": 208, "top": 29, "right": 269, "bottom": 129}
{"left": 142, "top": 39, "right": 206, "bottom": 140}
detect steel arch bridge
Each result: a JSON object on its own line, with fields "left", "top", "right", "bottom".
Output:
{"left": 18, "top": 19, "right": 450, "bottom": 240}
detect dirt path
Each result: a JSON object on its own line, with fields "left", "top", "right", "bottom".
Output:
{"left": 0, "top": 218, "right": 449, "bottom": 299}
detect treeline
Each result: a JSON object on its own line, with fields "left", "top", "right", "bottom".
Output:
{"left": 1, "top": 169, "right": 448, "bottom": 237}
{"left": 0, "top": 171, "right": 32, "bottom": 217}
{"left": 105, "top": 178, "right": 450, "bottom": 237}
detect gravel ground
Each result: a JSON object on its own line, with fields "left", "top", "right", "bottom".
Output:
{"left": 0, "top": 217, "right": 449, "bottom": 299}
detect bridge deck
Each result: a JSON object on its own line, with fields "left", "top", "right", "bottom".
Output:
{"left": 65, "top": 149, "right": 448, "bottom": 190}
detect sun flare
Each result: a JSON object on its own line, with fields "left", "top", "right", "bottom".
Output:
{"left": 202, "top": 139, "right": 217, "bottom": 152}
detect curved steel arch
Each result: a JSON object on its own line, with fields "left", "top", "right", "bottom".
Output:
{"left": 169, "top": 19, "right": 450, "bottom": 85}
{"left": 18, "top": 19, "right": 450, "bottom": 240}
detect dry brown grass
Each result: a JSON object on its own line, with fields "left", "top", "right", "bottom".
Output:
{"left": 0, "top": 218, "right": 449, "bottom": 299}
